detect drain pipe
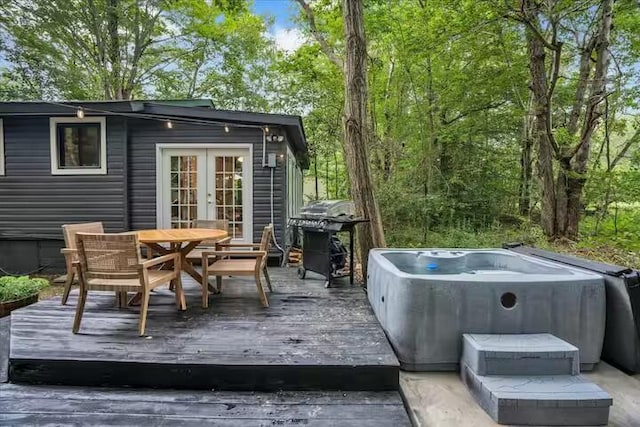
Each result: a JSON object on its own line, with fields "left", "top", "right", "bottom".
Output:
{"left": 270, "top": 166, "right": 286, "bottom": 262}
{"left": 264, "top": 127, "right": 285, "bottom": 263}
{"left": 262, "top": 127, "right": 268, "bottom": 167}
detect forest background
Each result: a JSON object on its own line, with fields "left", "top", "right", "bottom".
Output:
{"left": 1, "top": 0, "right": 638, "bottom": 267}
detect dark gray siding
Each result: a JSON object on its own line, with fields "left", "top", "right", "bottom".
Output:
{"left": 127, "top": 119, "right": 287, "bottom": 246}
{"left": 0, "top": 116, "right": 126, "bottom": 273}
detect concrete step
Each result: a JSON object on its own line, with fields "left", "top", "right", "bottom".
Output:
{"left": 461, "top": 364, "right": 612, "bottom": 426}
{"left": 462, "top": 333, "right": 580, "bottom": 376}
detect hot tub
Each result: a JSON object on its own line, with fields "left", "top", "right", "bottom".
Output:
{"left": 367, "top": 249, "right": 606, "bottom": 371}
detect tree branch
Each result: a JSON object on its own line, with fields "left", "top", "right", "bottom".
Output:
{"left": 295, "top": 0, "right": 343, "bottom": 69}
{"left": 609, "top": 127, "right": 640, "bottom": 171}
{"left": 441, "top": 101, "right": 507, "bottom": 125}
{"left": 546, "top": 20, "right": 563, "bottom": 101}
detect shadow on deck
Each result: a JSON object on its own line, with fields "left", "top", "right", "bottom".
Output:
{"left": 7, "top": 268, "right": 399, "bottom": 392}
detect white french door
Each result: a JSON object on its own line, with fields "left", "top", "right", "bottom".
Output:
{"left": 158, "top": 146, "right": 252, "bottom": 242}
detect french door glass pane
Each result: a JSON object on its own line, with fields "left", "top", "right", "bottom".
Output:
{"left": 170, "top": 155, "right": 198, "bottom": 229}
{"left": 214, "top": 155, "right": 244, "bottom": 239}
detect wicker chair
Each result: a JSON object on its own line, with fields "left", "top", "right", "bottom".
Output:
{"left": 201, "top": 224, "right": 273, "bottom": 309}
{"left": 185, "top": 219, "right": 232, "bottom": 264}
{"left": 60, "top": 222, "right": 104, "bottom": 305}
{"left": 73, "top": 232, "right": 186, "bottom": 336}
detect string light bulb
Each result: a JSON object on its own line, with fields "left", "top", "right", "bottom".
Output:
{"left": 264, "top": 126, "right": 269, "bottom": 133}
{"left": 166, "top": 120, "right": 173, "bottom": 129}
{"left": 76, "top": 107, "right": 85, "bottom": 119}
{"left": 224, "top": 125, "right": 229, "bottom": 133}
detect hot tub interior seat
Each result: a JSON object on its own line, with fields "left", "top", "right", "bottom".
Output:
{"left": 382, "top": 250, "right": 571, "bottom": 275}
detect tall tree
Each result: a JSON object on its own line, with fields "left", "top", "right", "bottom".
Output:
{"left": 342, "top": 0, "right": 386, "bottom": 276}
{"left": 0, "top": 0, "right": 252, "bottom": 100}
{"left": 509, "top": 0, "right": 615, "bottom": 239}
{"left": 296, "top": 0, "right": 386, "bottom": 277}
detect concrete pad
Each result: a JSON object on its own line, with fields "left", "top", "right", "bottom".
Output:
{"left": 462, "top": 334, "right": 579, "bottom": 376}
{"left": 583, "top": 363, "right": 640, "bottom": 427}
{"left": 401, "top": 362, "right": 640, "bottom": 427}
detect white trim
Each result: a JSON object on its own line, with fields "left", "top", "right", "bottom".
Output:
{"left": 0, "top": 119, "right": 4, "bottom": 176}
{"left": 50, "top": 116, "right": 107, "bottom": 175}
{"left": 155, "top": 143, "right": 253, "bottom": 242}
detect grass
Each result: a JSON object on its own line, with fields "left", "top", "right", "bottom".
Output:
{"left": 385, "top": 212, "right": 640, "bottom": 270}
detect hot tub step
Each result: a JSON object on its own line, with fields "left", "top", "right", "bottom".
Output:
{"left": 461, "top": 364, "right": 612, "bottom": 426}
{"left": 462, "top": 333, "right": 579, "bottom": 376}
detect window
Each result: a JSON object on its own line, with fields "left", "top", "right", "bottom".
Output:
{"left": 287, "top": 148, "right": 303, "bottom": 219}
{"left": 50, "top": 117, "right": 106, "bottom": 175}
{"left": 0, "top": 119, "right": 4, "bottom": 176}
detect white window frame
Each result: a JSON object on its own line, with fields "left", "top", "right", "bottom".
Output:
{"left": 50, "top": 116, "right": 107, "bottom": 175}
{"left": 286, "top": 146, "right": 303, "bottom": 219}
{"left": 155, "top": 143, "right": 254, "bottom": 242}
{"left": 0, "top": 119, "right": 4, "bottom": 176}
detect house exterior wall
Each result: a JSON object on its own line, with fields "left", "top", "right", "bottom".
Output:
{"left": 0, "top": 115, "right": 127, "bottom": 274}
{"left": 0, "top": 115, "right": 294, "bottom": 274}
{"left": 127, "top": 118, "right": 288, "bottom": 248}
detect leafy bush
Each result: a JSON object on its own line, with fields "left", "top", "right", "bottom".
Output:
{"left": 0, "top": 276, "right": 49, "bottom": 303}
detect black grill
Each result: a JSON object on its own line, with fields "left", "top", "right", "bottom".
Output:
{"left": 287, "top": 200, "right": 367, "bottom": 287}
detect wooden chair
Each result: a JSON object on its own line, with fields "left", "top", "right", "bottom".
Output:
{"left": 60, "top": 222, "right": 104, "bottom": 305}
{"left": 73, "top": 232, "right": 186, "bottom": 336}
{"left": 185, "top": 219, "right": 232, "bottom": 264}
{"left": 201, "top": 225, "right": 273, "bottom": 309}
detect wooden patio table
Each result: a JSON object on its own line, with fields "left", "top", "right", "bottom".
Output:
{"left": 137, "top": 228, "right": 229, "bottom": 288}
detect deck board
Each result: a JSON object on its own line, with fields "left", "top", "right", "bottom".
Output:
{"left": 0, "top": 384, "right": 411, "bottom": 426}
{"left": 8, "top": 268, "right": 399, "bottom": 391}
{"left": 0, "top": 317, "right": 9, "bottom": 382}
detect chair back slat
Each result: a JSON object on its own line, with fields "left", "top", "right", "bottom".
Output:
{"left": 62, "top": 222, "right": 104, "bottom": 250}
{"left": 76, "top": 233, "right": 141, "bottom": 280}
{"left": 192, "top": 219, "right": 229, "bottom": 246}
{"left": 260, "top": 224, "right": 273, "bottom": 252}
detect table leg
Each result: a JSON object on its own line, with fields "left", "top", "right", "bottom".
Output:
{"left": 179, "top": 240, "right": 220, "bottom": 294}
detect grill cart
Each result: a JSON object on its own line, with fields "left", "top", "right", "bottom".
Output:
{"left": 287, "top": 200, "right": 368, "bottom": 287}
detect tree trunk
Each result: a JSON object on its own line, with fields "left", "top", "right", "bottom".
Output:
{"left": 525, "top": 9, "right": 556, "bottom": 236}
{"left": 564, "top": 0, "right": 613, "bottom": 238}
{"left": 342, "top": 0, "right": 386, "bottom": 281}
{"left": 518, "top": 110, "right": 534, "bottom": 216}
{"left": 106, "top": 0, "right": 121, "bottom": 99}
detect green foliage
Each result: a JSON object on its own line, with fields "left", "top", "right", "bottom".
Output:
{"left": 0, "top": 276, "right": 49, "bottom": 303}
{"left": 0, "top": 0, "right": 638, "bottom": 259}
{"left": 386, "top": 222, "right": 547, "bottom": 250}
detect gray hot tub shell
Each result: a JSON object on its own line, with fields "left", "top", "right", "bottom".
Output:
{"left": 506, "top": 244, "right": 640, "bottom": 374}
{"left": 367, "top": 249, "right": 606, "bottom": 371}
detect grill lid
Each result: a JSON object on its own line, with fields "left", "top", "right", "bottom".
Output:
{"left": 300, "top": 200, "right": 355, "bottom": 219}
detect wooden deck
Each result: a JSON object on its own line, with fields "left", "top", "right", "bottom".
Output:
{"left": 0, "top": 384, "right": 410, "bottom": 426}
{"left": 7, "top": 268, "right": 399, "bottom": 391}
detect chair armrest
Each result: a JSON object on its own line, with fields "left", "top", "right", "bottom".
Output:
{"left": 216, "top": 243, "right": 262, "bottom": 248}
{"left": 141, "top": 253, "right": 179, "bottom": 269}
{"left": 202, "top": 250, "right": 266, "bottom": 260}
{"left": 61, "top": 248, "right": 77, "bottom": 265}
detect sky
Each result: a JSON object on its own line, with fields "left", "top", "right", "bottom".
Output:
{"left": 251, "top": 0, "right": 306, "bottom": 53}
{"left": 252, "top": 0, "right": 297, "bottom": 29}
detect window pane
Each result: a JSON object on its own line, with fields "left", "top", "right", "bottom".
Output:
{"left": 57, "top": 124, "right": 101, "bottom": 168}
